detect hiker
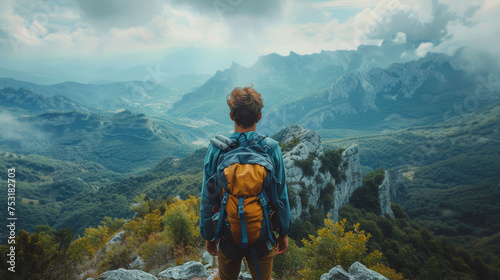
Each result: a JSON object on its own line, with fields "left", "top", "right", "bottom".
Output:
{"left": 199, "top": 86, "right": 292, "bottom": 280}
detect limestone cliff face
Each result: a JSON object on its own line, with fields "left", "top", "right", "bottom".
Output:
{"left": 276, "top": 124, "right": 363, "bottom": 222}
{"left": 279, "top": 124, "right": 329, "bottom": 221}
{"left": 330, "top": 145, "right": 363, "bottom": 222}
{"left": 378, "top": 170, "right": 395, "bottom": 219}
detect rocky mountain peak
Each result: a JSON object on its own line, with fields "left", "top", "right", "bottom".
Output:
{"left": 276, "top": 124, "right": 364, "bottom": 222}
{"left": 276, "top": 123, "right": 323, "bottom": 156}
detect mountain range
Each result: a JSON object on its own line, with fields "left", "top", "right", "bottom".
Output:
{"left": 169, "top": 41, "right": 416, "bottom": 128}
{"left": 0, "top": 78, "right": 177, "bottom": 116}
{"left": 0, "top": 109, "right": 192, "bottom": 173}
{"left": 0, "top": 42, "right": 499, "bottom": 277}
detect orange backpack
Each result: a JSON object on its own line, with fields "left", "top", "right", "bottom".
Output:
{"left": 211, "top": 134, "right": 280, "bottom": 276}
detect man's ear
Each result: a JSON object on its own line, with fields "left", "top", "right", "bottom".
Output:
{"left": 257, "top": 112, "right": 262, "bottom": 122}
{"left": 230, "top": 112, "right": 234, "bottom": 121}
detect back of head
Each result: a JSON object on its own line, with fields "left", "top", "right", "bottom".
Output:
{"left": 227, "top": 86, "right": 264, "bottom": 128}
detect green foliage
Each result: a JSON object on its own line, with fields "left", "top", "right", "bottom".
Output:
{"left": 279, "top": 137, "right": 300, "bottom": 152}
{"left": 3, "top": 148, "right": 206, "bottom": 240}
{"left": 404, "top": 181, "right": 500, "bottom": 272}
{"left": 350, "top": 169, "right": 385, "bottom": 215}
{"left": 0, "top": 151, "right": 126, "bottom": 240}
{"left": 71, "top": 195, "right": 203, "bottom": 275}
{"left": 273, "top": 238, "right": 305, "bottom": 280}
{"left": 319, "top": 182, "right": 335, "bottom": 212}
{"left": 289, "top": 205, "right": 325, "bottom": 243}
{"left": 0, "top": 228, "right": 86, "bottom": 280}
{"left": 293, "top": 154, "right": 315, "bottom": 177}
{"left": 319, "top": 148, "right": 345, "bottom": 181}
{"left": 339, "top": 204, "right": 500, "bottom": 280}
{"left": 286, "top": 185, "right": 298, "bottom": 209}
{"left": 1, "top": 111, "right": 194, "bottom": 174}
{"left": 163, "top": 197, "right": 200, "bottom": 250}
{"left": 300, "top": 217, "right": 402, "bottom": 280}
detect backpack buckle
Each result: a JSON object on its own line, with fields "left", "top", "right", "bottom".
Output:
{"left": 258, "top": 194, "right": 267, "bottom": 207}
{"left": 237, "top": 197, "right": 245, "bottom": 218}
{"left": 221, "top": 193, "right": 229, "bottom": 205}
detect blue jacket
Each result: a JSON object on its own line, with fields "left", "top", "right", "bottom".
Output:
{"left": 199, "top": 131, "right": 292, "bottom": 241}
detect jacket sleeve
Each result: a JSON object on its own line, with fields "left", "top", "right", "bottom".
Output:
{"left": 199, "top": 144, "right": 221, "bottom": 241}
{"left": 271, "top": 144, "right": 292, "bottom": 236}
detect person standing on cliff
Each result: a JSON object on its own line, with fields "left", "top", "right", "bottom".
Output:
{"left": 199, "top": 85, "right": 292, "bottom": 280}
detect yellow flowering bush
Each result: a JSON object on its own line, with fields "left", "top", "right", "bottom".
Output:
{"left": 300, "top": 217, "right": 404, "bottom": 280}
{"left": 163, "top": 196, "right": 201, "bottom": 262}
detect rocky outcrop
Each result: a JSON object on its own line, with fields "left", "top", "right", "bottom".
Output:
{"left": 349, "top": 262, "right": 388, "bottom": 280}
{"left": 105, "top": 231, "right": 125, "bottom": 251}
{"left": 157, "top": 261, "right": 208, "bottom": 280}
{"left": 202, "top": 251, "right": 213, "bottom": 268}
{"left": 386, "top": 169, "right": 409, "bottom": 204}
{"left": 280, "top": 124, "right": 330, "bottom": 221}
{"left": 97, "top": 268, "right": 157, "bottom": 280}
{"left": 278, "top": 124, "right": 363, "bottom": 222}
{"left": 330, "top": 145, "right": 363, "bottom": 222}
{"left": 321, "top": 262, "right": 388, "bottom": 280}
{"left": 378, "top": 170, "right": 395, "bottom": 218}
{"left": 320, "top": 265, "right": 351, "bottom": 280}
{"left": 129, "top": 256, "right": 145, "bottom": 270}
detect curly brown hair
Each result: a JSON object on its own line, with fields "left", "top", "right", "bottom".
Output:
{"left": 226, "top": 85, "right": 264, "bottom": 128}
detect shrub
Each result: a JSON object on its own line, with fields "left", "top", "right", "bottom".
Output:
{"left": 273, "top": 238, "right": 305, "bottom": 280}
{"left": 140, "top": 232, "right": 174, "bottom": 270}
{"left": 163, "top": 196, "right": 200, "bottom": 261}
{"left": 300, "top": 217, "right": 402, "bottom": 280}
{"left": 294, "top": 155, "right": 315, "bottom": 177}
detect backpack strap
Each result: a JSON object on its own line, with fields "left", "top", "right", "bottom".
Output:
{"left": 257, "top": 135, "right": 279, "bottom": 155}
{"left": 258, "top": 193, "right": 276, "bottom": 245}
{"left": 238, "top": 196, "right": 248, "bottom": 248}
{"left": 250, "top": 245, "right": 262, "bottom": 279}
{"left": 214, "top": 192, "right": 229, "bottom": 241}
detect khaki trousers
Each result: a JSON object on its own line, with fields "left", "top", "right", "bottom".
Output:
{"left": 218, "top": 245, "right": 276, "bottom": 280}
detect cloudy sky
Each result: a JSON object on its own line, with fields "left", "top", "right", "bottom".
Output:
{"left": 0, "top": 0, "right": 498, "bottom": 83}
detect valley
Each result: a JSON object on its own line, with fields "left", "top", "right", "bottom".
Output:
{"left": 0, "top": 45, "right": 499, "bottom": 279}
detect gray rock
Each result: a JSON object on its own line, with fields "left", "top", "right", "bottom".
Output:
{"left": 158, "top": 261, "right": 209, "bottom": 280}
{"left": 320, "top": 265, "right": 353, "bottom": 280}
{"left": 106, "top": 231, "right": 125, "bottom": 247}
{"left": 129, "top": 256, "right": 145, "bottom": 270}
{"left": 330, "top": 145, "right": 363, "bottom": 222}
{"left": 279, "top": 125, "right": 334, "bottom": 221}
{"left": 349, "top": 262, "right": 388, "bottom": 280}
{"left": 203, "top": 251, "right": 213, "bottom": 267}
{"left": 378, "top": 170, "right": 395, "bottom": 219}
{"left": 238, "top": 272, "right": 252, "bottom": 279}
{"left": 277, "top": 124, "right": 364, "bottom": 223}
{"left": 86, "top": 278, "right": 94, "bottom": 280}
{"left": 97, "top": 268, "right": 157, "bottom": 280}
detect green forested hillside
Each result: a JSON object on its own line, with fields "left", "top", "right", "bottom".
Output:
{"left": 0, "top": 151, "right": 125, "bottom": 243}
{"left": 0, "top": 110, "right": 194, "bottom": 173}
{"left": 46, "top": 148, "right": 206, "bottom": 237}
{"left": 5, "top": 171, "right": 497, "bottom": 280}
{"left": 0, "top": 147, "right": 205, "bottom": 242}
{"left": 341, "top": 170, "right": 499, "bottom": 279}
{"left": 339, "top": 203, "right": 499, "bottom": 280}
{"left": 323, "top": 102, "right": 500, "bottom": 272}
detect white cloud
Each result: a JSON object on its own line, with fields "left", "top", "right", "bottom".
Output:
{"left": 98, "top": 6, "right": 230, "bottom": 54}
{"left": 0, "top": 0, "right": 499, "bottom": 80}
{"left": 0, "top": 111, "right": 47, "bottom": 143}
{"left": 433, "top": 0, "right": 500, "bottom": 56}
{"left": 393, "top": 32, "right": 407, "bottom": 43}
{"left": 312, "top": 0, "right": 378, "bottom": 9}
{"left": 415, "top": 42, "right": 434, "bottom": 57}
